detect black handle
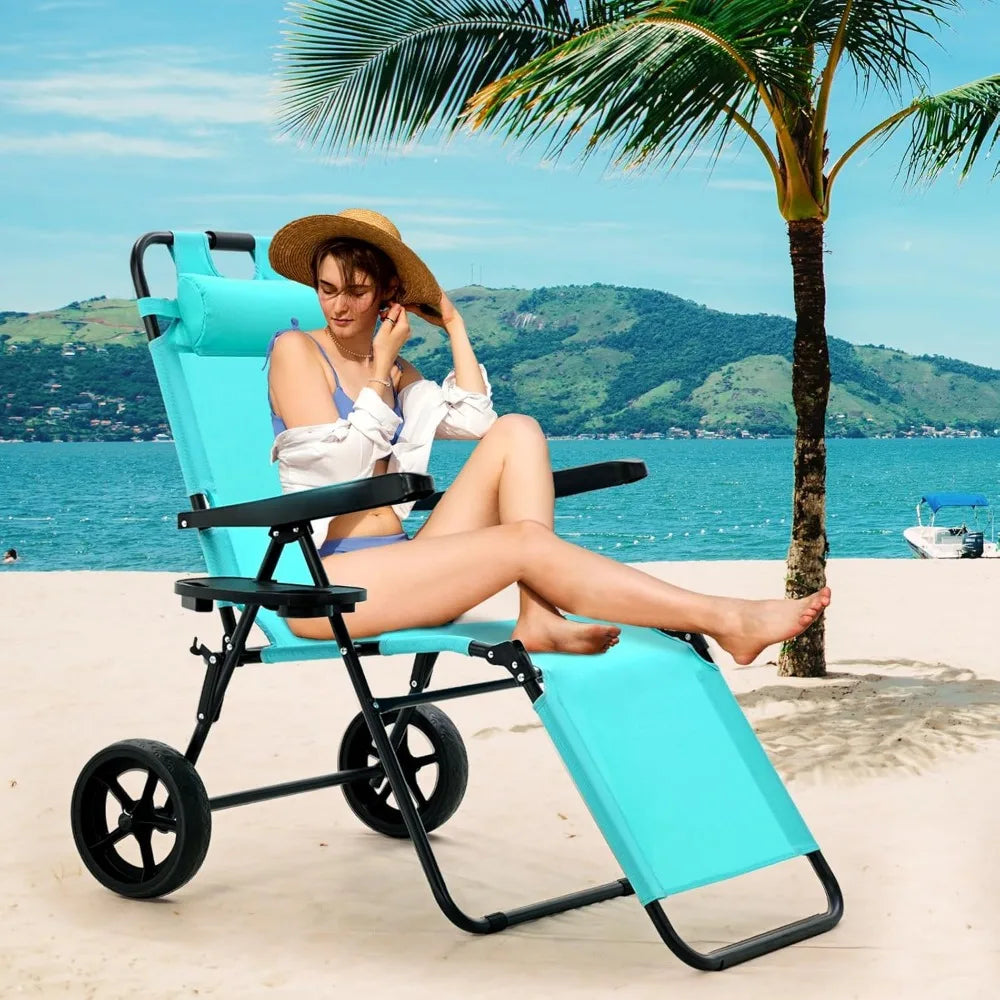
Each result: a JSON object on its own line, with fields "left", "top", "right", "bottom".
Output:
{"left": 130, "top": 229, "right": 260, "bottom": 341}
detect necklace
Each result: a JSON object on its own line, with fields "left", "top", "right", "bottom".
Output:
{"left": 325, "top": 326, "right": 372, "bottom": 361}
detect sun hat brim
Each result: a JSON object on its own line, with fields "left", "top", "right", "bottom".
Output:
{"left": 268, "top": 213, "right": 442, "bottom": 310}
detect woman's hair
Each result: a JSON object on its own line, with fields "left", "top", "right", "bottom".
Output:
{"left": 310, "top": 237, "right": 404, "bottom": 304}
{"left": 4, "top": 548, "right": 15, "bottom": 558}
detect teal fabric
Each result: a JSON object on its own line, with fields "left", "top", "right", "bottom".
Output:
{"left": 169, "top": 231, "right": 220, "bottom": 277}
{"left": 149, "top": 306, "right": 317, "bottom": 650}
{"left": 174, "top": 274, "right": 324, "bottom": 356}
{"left": 137, "top": 297, "right": 180, "bottom": 319}
{"left": 161, "top": 231, "right": 318, "bottom": 356}
{"left": 259, "top": 617, "right": 527, "bottom": 663}
{"left": 252, "top": 236, "right": 283, "bottom": 280}
{"left": 533, "top": 627, "right": 818, "bottom": 905}
{"left": 258, "top": 612, "right": 819, "bottom": 904}
{"left": 146, "top": 237, "right": 819, "bottom": 904}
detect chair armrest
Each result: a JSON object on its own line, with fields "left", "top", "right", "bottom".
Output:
{"left": 411, "top": 459, "right": 647, "bottom": 512}
{"left": 551, "top": 458, "right": 648, "bottom": 499}
{"left": 178, "top": 472, "right": 435, "bottom": 530}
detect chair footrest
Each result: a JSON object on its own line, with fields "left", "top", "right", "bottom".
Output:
{"left": 175, "top": 576, "right": 366, "bottom": 617}
{"left": 531, "top": 625, "right": 818, "bottom": 905}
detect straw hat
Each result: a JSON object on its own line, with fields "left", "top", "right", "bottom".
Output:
{"left": 268, "top": 208, "right": 442, "bottom": 309}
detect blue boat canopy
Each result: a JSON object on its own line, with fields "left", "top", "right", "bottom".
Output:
{"left": 921, "top": 492, "right": 990, "bottom": 512}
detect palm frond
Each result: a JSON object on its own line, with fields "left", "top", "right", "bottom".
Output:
{"left": 276, "top": 1, "right": 645, "bottom": 156}
{"left": 801, "top": 0, "right": 960, "bottom": 100}
{"left": 903, "top": 75, "right": 1000, "bottom": 182}
{"left": 467, "top": 0, "right": 808, "bottom": 176}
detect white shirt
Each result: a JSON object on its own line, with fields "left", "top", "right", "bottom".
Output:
{"left": 270, "top": 364, "right": 498, "bottom": 542}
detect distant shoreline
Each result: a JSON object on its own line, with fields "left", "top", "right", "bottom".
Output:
{"left": 3, "top": 432, "right": 1000, "bottom": 445}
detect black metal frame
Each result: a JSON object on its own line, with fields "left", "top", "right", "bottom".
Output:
{"left": 131, "top": 230, "right": 844, "bottom": 970}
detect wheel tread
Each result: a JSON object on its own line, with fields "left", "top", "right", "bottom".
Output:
{"left": 339, "top": 705, "right": 469, "bottom": 838}
{"left": 71, "top": 738, "right": 211, "bottom": 899}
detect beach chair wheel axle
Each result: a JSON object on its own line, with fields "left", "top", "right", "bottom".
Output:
{"left": 70, "top": 739, "right": 211, "bottom": 900}
{"left": 339, "top": 705, "right": 468, "bottom": 838}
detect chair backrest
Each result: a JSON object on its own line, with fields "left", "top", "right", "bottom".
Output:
{"left": 141, "top": 232, "right": 327, "bottom": 646}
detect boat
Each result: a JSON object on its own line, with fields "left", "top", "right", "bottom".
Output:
{"left": 903, "top": 492, "right": 999, "bottom": 559}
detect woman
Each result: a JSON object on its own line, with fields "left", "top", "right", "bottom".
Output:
{"left": 266, "top": 209, "right": 829, "bottom": 663}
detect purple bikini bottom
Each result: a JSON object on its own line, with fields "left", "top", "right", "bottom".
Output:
{"left": 317, "top": 532, "right": 410, "bottom": 559}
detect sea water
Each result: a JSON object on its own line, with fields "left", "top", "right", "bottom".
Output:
{"left": 2, "top": 438, "right": 1000, "bottom": 571}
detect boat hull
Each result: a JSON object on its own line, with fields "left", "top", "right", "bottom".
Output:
{"left": 902, "top": 526, "right": 999, "bottom": 559}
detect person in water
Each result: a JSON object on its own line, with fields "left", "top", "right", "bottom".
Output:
{"left": 2, "top": 548, "right": 17, "bottom": 563}
{"left": 265, "top": 209, "right": 830, "bottom": 662}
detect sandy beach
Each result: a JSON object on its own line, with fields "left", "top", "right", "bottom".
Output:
{"left": 3, "top": 558, "right": 999, "bottom": 998}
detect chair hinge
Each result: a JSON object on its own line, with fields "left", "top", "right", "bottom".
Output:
{"left": 473, "top": 640, "right": 543, "bottom": 698}
{"left": 188, "top": 636, "right": 221, "bottom": 668}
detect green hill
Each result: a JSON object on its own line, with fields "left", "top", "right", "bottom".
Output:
{"left": 2, "top": 288, "right": 998, "bottom": 441}
{"left": 0, "top": 296, "right": 145, "bottom": 347}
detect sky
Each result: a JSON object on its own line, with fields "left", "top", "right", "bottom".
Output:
{"left": 1, "top": 0, "right": 999, "bottom": 364}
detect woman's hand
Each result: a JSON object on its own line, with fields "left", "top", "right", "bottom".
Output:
{"left": 371, "top": 302, "right": 411, "bottom": 374}
{"left": 405, "top": 291, "right": 459, "bottom": 330}
{"left": 412, "top": 290, "right": 484, "bottom": 395}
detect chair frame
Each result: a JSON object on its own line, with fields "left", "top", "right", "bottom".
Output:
{"left": 129, "top": 231, "right": 844, "bottom": 972}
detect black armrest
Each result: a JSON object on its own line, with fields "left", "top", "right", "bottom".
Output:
{"left": 551, "top": 458, "right": 647, "bottom": 499}
{"left": 411, "top": 459, "right": 647, "bottom": 512}
{"left": 178, "top": 472, "right": 435, "bottom": 530}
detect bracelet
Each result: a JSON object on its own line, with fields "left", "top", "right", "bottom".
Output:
{"left": 367, "top": 376, "right": 392, "bottom": 389}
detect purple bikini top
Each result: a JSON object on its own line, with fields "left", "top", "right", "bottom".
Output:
{"left": 264, "top": 321, "right": 403, "bottom": 444}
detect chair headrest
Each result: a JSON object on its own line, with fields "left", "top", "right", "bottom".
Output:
{"left": 173, "top": 273, "right": 325, "bottom": 356}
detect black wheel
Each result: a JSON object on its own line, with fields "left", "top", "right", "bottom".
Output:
{"left": 71, "top": 739, "right": 211, "bottom": 899}
{"left": 339, "top": 704, "right": 468, "bottom": 838}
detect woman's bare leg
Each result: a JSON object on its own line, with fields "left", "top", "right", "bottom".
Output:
{"left": 291, "top": 520, "right": 830, "bottom": 666}
{"left": 413, "top": 413, "right": 619, "bottom": 653}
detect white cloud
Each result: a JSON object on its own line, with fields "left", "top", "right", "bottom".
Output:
{"left": 164, "top": 196, "right": 631, "bottom": 246}
{"left": 0, "top": 68, "right": 274, "bottom": 125}
{"left": 706, "top": 178, "right": 775, "bottom": 191}
{"left": 405, "top": 230, "right": 485, "bottom": 250}
{"left": 407, "top": 216, "right": 638, "bottom": 251}
{"left": 385, "top": 213, "right": 507, "bottom": 228}
{"left": 78, "top": 45, "right": 238, "bottom": 66}
{"left": 0, "top": 131, "right": 218, "bottom": 158}
{"left": 35, "top": 0, "right": 107, "bottom": 10}
{"left": 173, "top": 192, "right": 499, "bottom": 210}
{"left": 0, "top": 224, "right": 128, "bottom": 242}
{"left": 274, "top": 136, "right": 479, "bottom": 167}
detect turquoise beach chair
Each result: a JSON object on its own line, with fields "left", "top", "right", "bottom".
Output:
{"left": 69, "top": 230, "right": 843, "bottom": 971}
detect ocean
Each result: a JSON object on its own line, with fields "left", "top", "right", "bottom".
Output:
{"left": 2, "top": 438, "right": 999, "bottom": 571}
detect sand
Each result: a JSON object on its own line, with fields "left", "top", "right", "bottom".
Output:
{"left": 2, "top": 558, "right": 1000, "bottom": 998}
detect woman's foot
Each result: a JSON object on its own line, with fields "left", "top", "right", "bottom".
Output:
{"left": 713, "top": 587, "right": 831, "bottom": 666}
{"left": 512, "top": 614, "right": 621, "bottom": 655}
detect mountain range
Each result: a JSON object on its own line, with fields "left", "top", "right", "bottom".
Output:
{"left": 2, "top": 287, "right": 999, "bottom": 440}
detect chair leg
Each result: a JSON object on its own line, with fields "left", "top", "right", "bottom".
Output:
{"left": 327, "top": 614, "right": 844, "bottom": 966}
{"left": 644, "top": 851, "right": 844, "bottom": 971}
{"left": 184, "top": 601, "right": 263, "bottom": 766}
{"left": 328, "top": 613, "right": 634, "bottom": 933}
{"left": 386, "top": 652, "right": 438, "bottom": 751}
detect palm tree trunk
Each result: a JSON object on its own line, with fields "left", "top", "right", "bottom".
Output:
{"left": 779, "top": 218, "right": 830, "bottom": 678}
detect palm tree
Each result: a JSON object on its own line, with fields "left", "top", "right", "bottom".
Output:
{"left": 277, "top": 0, "right": 1000, "bottom": 677}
